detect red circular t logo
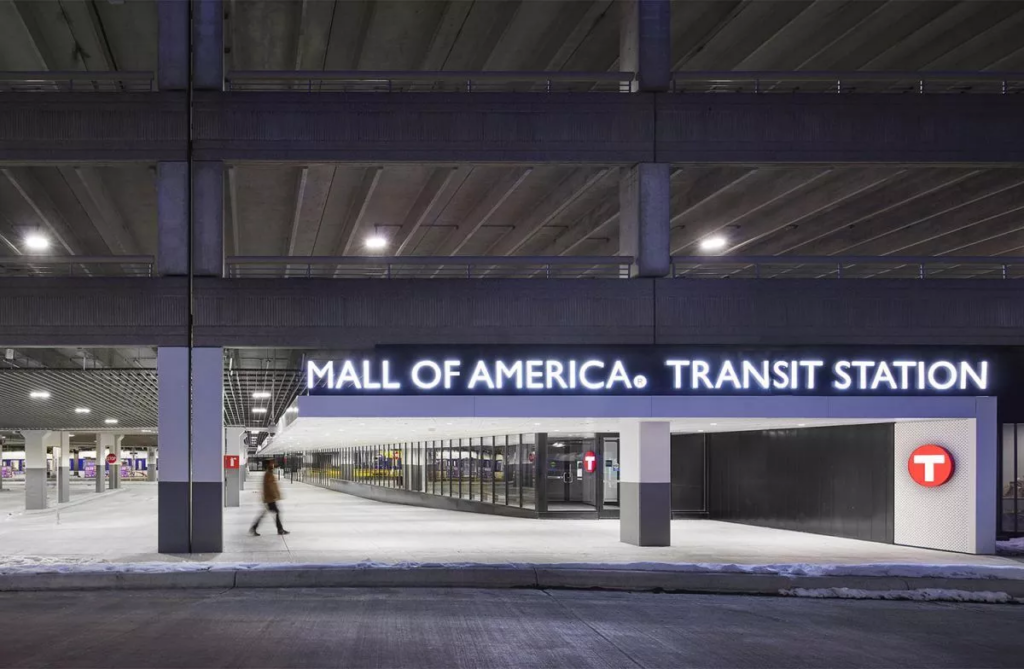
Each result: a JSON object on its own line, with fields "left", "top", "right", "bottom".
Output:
{"left": 583, "top": 451, "right": 598, "bottom": 474}
{"left": 106, "top": 454, "right": 117, "bottom": 465}
{"left": 908, "top": 444, "right": 954, "bottom": 487}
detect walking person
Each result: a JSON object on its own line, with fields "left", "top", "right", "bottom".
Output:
{"left": 250, "top": 461, "right": 289, "bottom": 536}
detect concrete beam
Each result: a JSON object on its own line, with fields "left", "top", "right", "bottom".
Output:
{"left": 334, "top": 167, "right": 383, "bottom": 257}
{"left": 488, "top": 168, "right": 611, "bottom": 257}
{"left": 4, "top": 93, "right": 1024, "bottom": 164}
{"left": 392, "top": 167, "right": 466, "bottom": 256}
{"left": 0, "top": 93, "right": 187, "bottom": 161}
{"left": 0, "top": 278, "right": 188, "bottom": 347}
{"left": 433, "top": 168, "right": 533, "bottom": 257}
{"left": 189, "top": 276, "right": 1024, "bottom": 348}
{"left": 656, "top": 94, "right": 1024, "bottom": 164}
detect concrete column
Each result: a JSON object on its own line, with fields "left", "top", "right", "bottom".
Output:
{"left": 193, "top": 161, "right": 224, "bottom": 277}
{"left": 620, "top": 0, "right": 670, "bottom": 92}
{"left": 619, "top": 420, "right": 671, "bottom": 546}
{"left": 97, "top": 433, "right": 112, "bottom": 492}
{"left": 619, "top": 164, "right": 671, "bottom": 277}
{"left": 0, "top": 437, "right": 4, "bottom": 491}
{"left": 109, "top": 435, "right": 123, "bottom": 490}
{"left": 193, "top": 347, "right": 224, "bottom": 552}
{"left": 224, "top": 427, "right": 244, "bottom": 507}
{"left": 22, "top": 431, "right": 51, "bottom": 510}
{"left": 157, "top": 162, "right": 188, "bottom": 277}
{"left": 193, "top": 0, "right": 224, "bottom": 91}
{"left": 57, "top": 432, "right": 71, "bottom": 503}
{"left": 158, "top": 347, "right": 190, "bottom": 553}
{"left": 148, "top": 448, "right": 158, "bottom": 482}
{"left": 157, "top": 0, "right": 188, "bottom": 91}
{"left": 157, "top": 161, "right": 224, "bottom": 278}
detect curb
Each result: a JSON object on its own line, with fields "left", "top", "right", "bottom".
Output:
{"left": 0, "top": 566, "right": 1022, "bottom": 599}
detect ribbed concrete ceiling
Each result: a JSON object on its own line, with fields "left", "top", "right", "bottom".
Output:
{"left": 2, "top": 2, "right": 1023, "bottom": 76}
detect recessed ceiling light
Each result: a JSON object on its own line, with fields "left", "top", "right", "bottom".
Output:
{"left": 699, "top": 236, "right": 727, "bottom": 252}
{"left": 29, "top": 390, "right": 50, "bottom": 399}
{"left": 698, "top": 429, "right": 704, "bottom": 433}
{"left": 141, "top": 429, "right": 153, "bottom": 433}
{"left": 797, "top": 423, "right": 807, "bottom": 427}
{"left": 74, "top": 407, "right": 90, "bottom": 414}
{"left": 104, "top": 418, "right": 118, "bottom": 425}
{"left": 709, "top": 423, "right": 718, "bottom": 426}
{"left": 252, "top": 391, "right": 271, "bottom": 399}
{"left": 365, "top": 235, "right": 387, "bottom": 250}
{"left": 252, "top": 408, "right": 268, "bottom": 414}
{"left": 24, "top": 234, "right": 49, "bottom": 251}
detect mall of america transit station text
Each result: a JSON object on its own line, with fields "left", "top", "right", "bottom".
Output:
{"left": 306, "top": 358, "right": 989, "bottom": 394}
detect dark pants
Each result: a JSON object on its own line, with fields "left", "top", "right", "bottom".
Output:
{"left": 252, "top": 501, "right": 284, "bottom": 533}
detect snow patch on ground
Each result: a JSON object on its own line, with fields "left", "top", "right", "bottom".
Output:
{"left": 781, "top": 587, "right": 1017, "bottom": 604}
{"left": 0, "top": 558, "right": 1023, "bottom": 581}
{"left": 997, "top": 537, "right": 1024, "bottom": 556}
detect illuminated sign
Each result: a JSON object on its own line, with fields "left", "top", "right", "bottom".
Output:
{"left": 908, "top": 444, "right": 954, "bottom": 487}
{"left": 583, "top": 451, "right": 598, "bottom": 474}
{"left": 305, "top": 349, "right": 993, "bottom": 396}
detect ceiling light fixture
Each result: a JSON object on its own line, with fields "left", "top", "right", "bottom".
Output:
{"left": 252, "top": 391, "right": 271, "bottom": 399}
{"left": 365, "top": 235, "right": 388, "bottom": 250}
{"left": 74, "top": 407, "right": 90, "bottom": 414}
{"left": 104, "top": 418, "right": 118, "bottom": 425}
{"left": 699, "top": 236, "right": 727, "bottom": 252}
{"left": 29, "top": 390, "right": 51, "bottom": 399}
{"left": 252, "top": 408, "right": 268, "bottom": 414}
{"left": 24, "top": 234, "right": 49, "bottom": 252}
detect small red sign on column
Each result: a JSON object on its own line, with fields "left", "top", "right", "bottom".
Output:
{"left": 105, "top": 454, "right": 117, "bottom": 465}
{"left": 583, "top": 451, "right": 598, "bottom": 474}
{"left": 224, "top": 456, "right": 239, "bottom": 469}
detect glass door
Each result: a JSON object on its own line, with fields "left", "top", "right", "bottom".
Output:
{"left": 602, "top": 437, "right": 619, "bottom": 507}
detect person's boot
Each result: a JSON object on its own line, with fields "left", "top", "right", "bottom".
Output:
{"left": 249, "top": 527, "right": 260, "bottom": 536}
{"left": 278, "top": 529, "right": 290, "bottom": 535}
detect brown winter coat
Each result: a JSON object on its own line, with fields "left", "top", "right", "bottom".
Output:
{"left": 262, "top": 468, "right": 281, "bottom": 503}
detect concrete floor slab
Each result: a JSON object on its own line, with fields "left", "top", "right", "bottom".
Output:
{"left": 0, "top": 478, "right": 1018, "bottom": 569}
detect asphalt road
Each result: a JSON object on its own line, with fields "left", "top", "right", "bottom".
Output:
{"left": 0, "top": 588, "right": 1021, "bottom": 668}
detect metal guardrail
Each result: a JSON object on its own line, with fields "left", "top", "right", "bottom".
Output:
{"left": 0, "top": 256, "right": 154, "bottom": 277}
{"left": 0, "top": 72, "right": 155, "bottom": 93}
{"left": 226, "top": 71, "right": 635, "bottom": 93}
{"left": 671, "top": 71, "right": 1024, "bottom": 94}
{"left": 226, "top": 256, "right": 632, "bottom": 279}
{"left": 670, "top": 256, "right": 1024, "bottom": 280}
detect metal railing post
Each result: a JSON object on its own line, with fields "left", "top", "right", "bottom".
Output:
{"left": 837, "top": 262, "right": 843, "bottom": 279}
{"left": 919, "top": 263, "right": 926, "bottom": 279}
{"left": 1003, "top": 264, "right": 1008, "bottom": 279}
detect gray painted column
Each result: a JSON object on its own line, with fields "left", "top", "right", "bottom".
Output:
{"left": 0, "top": 437, "right": 4, "bottom": 491}
{"left": 193, "top": 347, "right": 224, "bottom": 552}
{"left": 157, "top": 162, "right": 188, "bottom": 277}
{"left": 57, "top": 432, "right": 71, "bottom": 503}
{"left": 148, "top": 448, "right": 158, "bottom": 482}
{"left": 224, "top": 427, "right": 244, "bottom": 507}
{"left": 96, "top": 433, "right": 111, "bottom": 492}
{"left": 22, "top": 431, "right": 50, "bottom": 510}
{"left": 193, "top": 161, "right": 224, "bottom": 277}
{"left": 619, "top": 164, "right": 671, "bottom": 277}
{"left": 158, "top": 347, "right": 190, "bottom": 553}
{"left": 619, "top": 420, "right": 671, "bottom": 546}
{"left": 619, "top": 0, "right": 670, "bottom": 92}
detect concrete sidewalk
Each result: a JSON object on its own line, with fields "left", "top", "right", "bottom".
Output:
{"left": 0, "top": 479, "right": 1021, "bottom": 598}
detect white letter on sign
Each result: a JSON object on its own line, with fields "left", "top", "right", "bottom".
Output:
{"left": 913, "top": 454, "right": 946, "bottom": 482}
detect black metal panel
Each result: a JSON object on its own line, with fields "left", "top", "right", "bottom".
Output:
{"left": 707, "top": 424, "right": 895, "bottom": 543}
{"left": 670, "top": 434, "right": 705, "bottom": 512}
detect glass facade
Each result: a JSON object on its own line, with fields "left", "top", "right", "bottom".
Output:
{"left": 296, "top": 433, "right": 539, "bottom": 510}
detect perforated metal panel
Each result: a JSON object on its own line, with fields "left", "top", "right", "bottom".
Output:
{"left": 894, "top": 419, "right": 976, "bottom": 553}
